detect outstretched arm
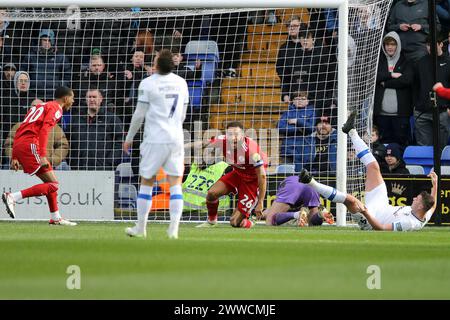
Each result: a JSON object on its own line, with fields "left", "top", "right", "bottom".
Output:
{"left": 359, "top": 207, "right": 393, "bottom": 231}
{"left": 344, "top": 194, "right": 392, "bottom": 231}
{"left": 254, "top": 165, "right": 267, "bottom": 220}
{"left": 428, "top": 171, "right": 438, "bottom": 216}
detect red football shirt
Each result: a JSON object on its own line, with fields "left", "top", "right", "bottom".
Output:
{"left": 14, "top": 101, "right": 63, "bottom": 157}
{"left": 209, "top": 135, "right": 267, "bottom": 180}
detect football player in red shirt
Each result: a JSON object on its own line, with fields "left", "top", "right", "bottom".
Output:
{"left": 197, "top": 121, "right": 267, "bottom": 228}
{"left": 2, "top": 86, "right": 76, "bottom": 225}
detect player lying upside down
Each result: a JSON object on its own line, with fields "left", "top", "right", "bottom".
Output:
{"left": 262, "top": 176, "right": 334, "bottom": 227}
{"left": 197, "top": 121, "right": 267, "bottom": 229}
{"left": 2, "top": 87, "right": 77, "bottom": 225}
{"left": 300, "top": 111, "right": 437, "bottom": 231}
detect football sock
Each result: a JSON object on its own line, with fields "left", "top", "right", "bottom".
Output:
{"left": 206, "top": 199, "right": 219, "bottom": 222}
{"left": 240, "top": 218, "right": 253, "bottom": 229}
{"left": 11, "top": 191, "right": 23, "bottom": 202}
{"left": 348, "top": 129, "right": 376, "bottom": 166}
{"left": 308, "top": 178, "right": 347, "bottom": 203}
{"left": 47, "top": 191, "right": 59, "bottom": 216}
{"left": 136, "top": 185, "right": 153, "bottom": 233}
{"left": 50, "top": 210, "right": 62, "bottom": 221}
{"left": 272, "top": 212, "right": 296, "bottom": 225}
{"left": 20, "top": 182, "right": 59, "bottom": 199}
{"left": 169, "top": 185, "right": 183, "bottom": 225}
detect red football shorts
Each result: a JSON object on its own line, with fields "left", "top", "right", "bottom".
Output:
{"left": 219, "top": 170, "right": 259, "bottom": 217}
{"left": 12, "top": 141, "right": 53, "bottom": 175}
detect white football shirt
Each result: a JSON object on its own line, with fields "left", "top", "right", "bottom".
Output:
{"left": 137, "top": 72, "right": 189, "bottom": 144}
{"left": 376, "top": 206, "right": 433, "bottom": 231}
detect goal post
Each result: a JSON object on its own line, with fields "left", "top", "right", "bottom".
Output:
{"left": 0, "top": 1, "right": 392, "bottom": 224}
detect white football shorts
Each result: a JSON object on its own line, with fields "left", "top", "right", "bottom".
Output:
{"left": 139, "top": 142, "right": 184, "bottom": 178}
{"left": 364, "top": 182, "right": 396, "bottom": 221}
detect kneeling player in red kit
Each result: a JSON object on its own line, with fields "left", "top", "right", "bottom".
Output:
{"left": 197, "top": 121, "right": 267, "bottom": 229}
{"left": 2, "top": 86, "right": 76, "bottom": 225}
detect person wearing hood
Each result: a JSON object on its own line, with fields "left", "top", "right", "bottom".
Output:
{"left": 22, "top": 29, "right": 71, "bottom": 100}
{"left": 374, "top": 32, "right": 413, "bottom": 147}
{"left": 381, "top": 143, "right": 410, "bottom": 175}
{"left": 387, "top": 0, "right": 437, "bottom": 62}
{"left": 278, "top": 90, "right": 316, "bottom": 164}
{"left": 293, "top": 114, "right": 337, "bottom": 173}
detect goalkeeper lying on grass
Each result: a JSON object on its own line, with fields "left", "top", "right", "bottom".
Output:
{"left": 300, "top": 111, "right": 437, "bottom": 231}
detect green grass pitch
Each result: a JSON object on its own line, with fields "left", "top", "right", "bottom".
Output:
{"left": 1, "top": 221, "right": 450, "bottom": 299}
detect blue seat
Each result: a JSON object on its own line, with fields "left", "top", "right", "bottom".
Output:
{"left": 187, "top": 80, "right": 203, "bottom": 107}
{"left": 403, "top": 146, "right": 434, "bottom": 174}
{"left": 405, "top": 165, "right": 425, "bottom": 175}
{"left": 441, "top": 146, "right": 450, "bottom": 166}
{"left": 184, "top": 41, "right": 220, "bottom": 110}
{"left": 275, "top": 164, "right": 296, "bottom": 174}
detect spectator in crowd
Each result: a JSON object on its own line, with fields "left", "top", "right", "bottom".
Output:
{"left": 0, "top": 63, "right": 16, "bottom": 106}
{"left": 172, "top": 47, "right": 202, "bottom": 81}
{"left": 381, "top": 143, "right": 410, "bottom": 174}
{"left": 294, "top": 115, "right": 337, "bottom": 173}
{"left": 387, "top": 0, "right": 435, "bottom": 62}
{"left": 134, "top": 29, "right": 154, "bottom": 56}
{"left": 276, "top": 19, "right": 326, "bottom": 106}
{"left": 374, "top": 31, "right": 413, "bottom": 147}
{"left": 413, "top": 35, "right": 450, "bottom": 150}
{"left": 437, "top": 0, "right": 450, "bottom": 34}
{"left": 276, "top": 17, "right": 305, "bottom": 103}
{"left": 1, "top": 71, "right": 35, "bottom": 148}
{"left": 123, "top": 47, "right": 153, "bottom": 110}
{"left": 278, "top": 90, "right": 316, "bottom": 164}
{"left": 22, "top": 29, "right": 71, "bottom": 100}
{"left": 364, "top": 125, "right": 386, "bottom": 167}
{"left": 67, "top": 89, "right": 124, "bottom": 170}
{"left": 0, "top": 31, "right": 14, "bottom": 68}
{"left": 75, "top": 53, "right": 120, "bottom": 109}
{"left": 4, "top": 99, "right": 69, "bottom": 169}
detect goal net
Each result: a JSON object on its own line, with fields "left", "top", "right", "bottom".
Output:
{"left": 0, "top": 1, "right": 392, "bottom": 223}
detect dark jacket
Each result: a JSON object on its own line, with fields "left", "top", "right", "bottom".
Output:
{"left": 174, "top": 62, "right": 200, "bottom": 82}
{"left": 413, "top": 53, "right": 450, "bottom": 113}
{"left": 67, "top": 109, "right": 124, "bottom": 170}
{"left": 387, "top": 0, "right": 434, "bottom": 61}
{"left": 278, "top": 103, "right": 316, "bottom": 157}
{"left": 76, "top": 69, "right": 121, "bottom": 108}
{"left": 22, "top": 47, "right": 71, "bottom": 99}
{"left": 276, "top": 39, "right": 324, "bottom": 99}
{"left": 293, "top": 129, "right": 338, "bottom": 173}
{"left": 381, "top": 159, "right": 410, "bottom": 174}
{"left": 374, "top": 33, "right": 413, "bottom": 117}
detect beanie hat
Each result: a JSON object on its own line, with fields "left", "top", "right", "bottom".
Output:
{"left": 39, "top": 29, "right": 55, "bottom": 46}
{"left": 385, "top": 143, "right": 403, "bottom": 160}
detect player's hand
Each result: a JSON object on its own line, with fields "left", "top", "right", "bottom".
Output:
{"left": 123, "top": 141, "right": 132, "bottom": 155}
{"left": 10, "top": 159, "right": 20, "bottom": 171}
{"left": 428, "top": 170, "right": 438, "bottom": 187}
{"left": 433, "top": 82, "right": 443, "bottom": 92}
{"left": 391, "top": 72, "right": 402, "bottom": 79}
{"left": 287, "top": 119, "right": 297, "bottom": 125}
{"left": 40, "top": 157, "right": 49, "bottom": 168}
{"left": 254, "top": 203, "right": 264, "bottom": 220}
